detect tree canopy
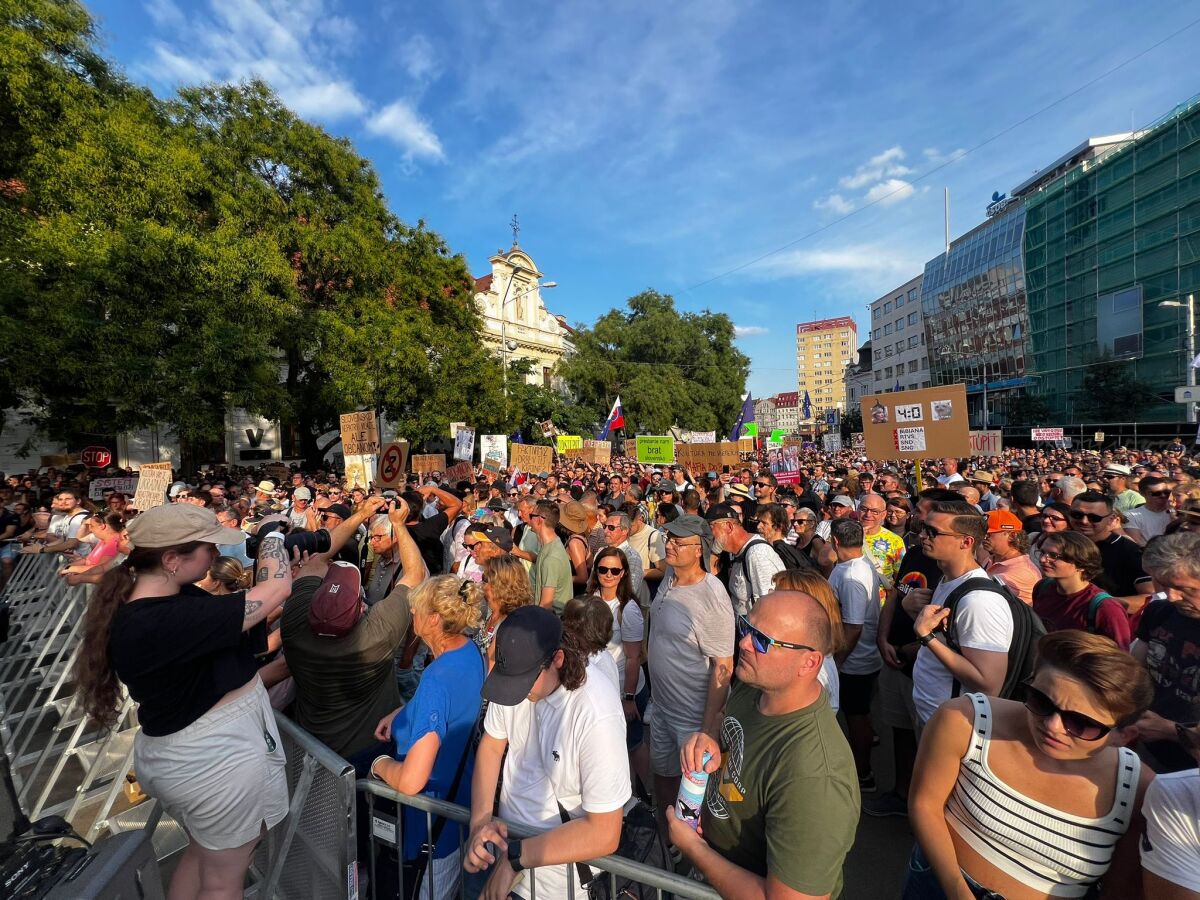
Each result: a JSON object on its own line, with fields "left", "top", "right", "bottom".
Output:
{"left": 558, "top": 290, "right": 749, "bottom": 435}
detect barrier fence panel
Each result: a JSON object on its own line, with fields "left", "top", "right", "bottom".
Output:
{"left": 358, "top": 779, "right": 721, "bottom": 900}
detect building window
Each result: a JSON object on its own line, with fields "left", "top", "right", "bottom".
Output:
{"left": 908, "top": 311, "right": 918, "bottom": 325}
{"left": 909, "top": 288, "right": 919, "bottom": 302}
{"left": 884, "top": 366, "right": 893, "bottom": 378}
{"left": 908, "top": 360, "right": 918, "bottom": 373}
{"left": 895, "top": 342, "right": 904, "bottom": 354}
{"left": 884, "top": 323, "right": 892, "bottom": 335}
{"left": 884, "top": 302, "right": 892, "bottom": 313}
{"left": 872, "top": 308, "right": 880, "bottom": 319}
{"left": 921, "top": 358, "right": 928, "bottom": 369}
{"left": 543, "top": 367, "right": 552, "bottom": 388}
{"left": 908, "top": 335, "right": 919, "bottom": 348}
{"left": 896, "top": 319, "right": 905, "bottom": 332}
{"left": 875, "top": 371, "right": 882, "bottom": 381}
{"left": 896, "top": 294, "right": 905, "bottom": 309}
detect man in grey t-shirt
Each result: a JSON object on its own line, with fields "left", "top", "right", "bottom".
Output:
{"left": 648, "top": 515, "right": 735, "bottom": 835}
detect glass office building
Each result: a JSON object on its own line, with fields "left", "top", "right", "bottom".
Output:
{"left": 921, "top": 203, "right": 1031, "bottom": 428}
{"left": 1023, "top": 95, "right": 1200, "bottom": 422}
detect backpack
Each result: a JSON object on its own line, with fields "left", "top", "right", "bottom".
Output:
{"left": 737, "top": 537, "right": 784, "bottom": 609}
{"left": 1086, "top": 590, "right": 1117, "bottom": 634}
{"left": 772, "top": 538, "right": 816, "bottom": 574}
{"left": 942, "top": 576, "right": 1046, "bottom": 701}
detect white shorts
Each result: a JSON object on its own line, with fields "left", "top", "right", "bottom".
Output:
{"left": 134, "top": 678, "right": 289, "bottom": 850}
{"left": 649, "top": 714, "right": 697, "bottom": 778}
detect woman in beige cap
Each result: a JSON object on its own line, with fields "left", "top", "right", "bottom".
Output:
{"left": 74, "top": 503, "right": 295, "bottom": 899}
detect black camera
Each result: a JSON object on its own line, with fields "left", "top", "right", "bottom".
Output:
{"left": 247, "top": 520, "right": 332, "bottom": 559}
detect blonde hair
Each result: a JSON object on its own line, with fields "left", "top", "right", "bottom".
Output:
{"left": 772, "top": 569, "right": 846, "bottom": 654}
{"left": 482, "top": 555, "right": 534, "bottom": 616}
{"left": 408, "top": 575, "right": 484, "bottom": 635}
{"left": 208, "top": 556, "right": 252, "bottom": 592}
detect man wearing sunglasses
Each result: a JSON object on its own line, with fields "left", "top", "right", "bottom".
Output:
{"left": 668, "top": 591, "right": 858, "bottom": 899}
{"left": 1103, "top": 463, "right": 1144, "bottom": 512}
{"left": 1124, "top": 475, "right": 1176, "bottom": 545}
{"left": 1069, "top": 491, "right": 1154, "bottom": 611}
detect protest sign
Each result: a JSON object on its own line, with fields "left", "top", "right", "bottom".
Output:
{"left": 483, "top": 454, "right": 503, "bottom": 476}
{"left": 454, "top": 426, "right": 476, "bottom": 462}
{"left": 636, "top": 436, "right": 676, "bottom": 464}
{"left": 969, "top": 430, "right": 1003, "bottom": 454}
{"left": 444, "top": 460, "right": 474, "bottom": 483}
{"left": 823, "top": 434, "right": 842, "bottom": 452}
{"left": 450, "top": 421, "right": 466, "bottom": 439}
{"left": 511, "top": 443, "right": 553, "bottom": 474}
{"left": 89, "top": 476, "right": 138, "bottom": 501}
{"left": 343, "top": 454, "right": 375, "bottom": 489}
{"left": 581, "top": 439, "right": 611, "bottom": 465}
{"left": 480, "top": 435, "right": 508, "bottom": 467}
{"left": 132, "top": 462, "right": 174, "bottom": 511}
{"left": 1031, "top": 427, "right": 1064, "bottom": 442}
{"left": 675, "top": 442, "right": 741, "bottom": 472}
{"left": 340, "top": 410, "right": 380, "bottom": 456}
{"left": 556, "top": 435, "right": 582, "bottom": 454}
{"left": 411, "top": 454, "right": 446, "bottom": 475}
{"left": 624, "top": 438, "right": 638, "bottom": 458}
{"left": 539, "top": 420, "right": 556, "bottom": 437}
{"left": 376, "top": 442, "right": 410, "bottom": 489}
{"left": 861, "top": 385, "right": 969, "bottom": 462}
{"left": 851, "top": 432, "right": 866, "bottom": 452}
{"left": 685, "top": 430, "right": 716, "bottom": 444}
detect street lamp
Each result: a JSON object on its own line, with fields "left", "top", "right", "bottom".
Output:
{"left": 499, "top": 278, "right": 557, "bottom": 396}
{"left": 1159, "top": 294, "right": 1196, "bottom": 424}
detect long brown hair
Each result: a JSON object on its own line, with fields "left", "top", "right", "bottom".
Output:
{"left": 586, "top": 547, "right": 633, "bottom": 610}
{"left": 74, "top": 541, "right": 206, "bottom": 728}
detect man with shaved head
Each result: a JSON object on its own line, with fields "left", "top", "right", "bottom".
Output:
{"left": 668, "top": 591, "right": 859, "bottom": 898}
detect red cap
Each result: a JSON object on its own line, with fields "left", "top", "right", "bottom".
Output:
{"left": 307, "top": 562, "right": 363, "bottom": 638}
{"left": 986, "top": 510, "right": 1024, "bottom": 533}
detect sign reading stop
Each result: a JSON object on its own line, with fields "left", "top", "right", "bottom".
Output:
{"left": 81, "top": 446, "right": 113, "bottom": 468}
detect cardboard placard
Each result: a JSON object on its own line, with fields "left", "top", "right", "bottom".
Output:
{"left": 89, "top": 476, "right": 139, "bottom": 501}
{"left": 861, "top": 385, "right": 969, "bottom": 461}
{"left": 340, "top": 410, "right": 380, "bottom": 456}
{"left": 450, "top": 421, "right": 467, "bottom": 439}
{"left": 851, "top": 432, "right": 866, "bottom": 451}
{"left": 480, "top": 435, "right": 508, "bottom": 467}
{"left": 444, "top": 460, "right": 474, "bottom": 483}
{"left": 483, "top": 454, "right": 503, "bottom": 475}
{"left": 343, "top": 454, "right": 375, "bottom": 490}
{"left": 636, "top": 436, "right": 676, "bottom": 464}
{"left": 511, "top": 443, "right": 553, "bottom": 474}
{"left": 581, "top": 439, "right": 611, "bottom": 465}
{"left": 132, "top": 462, "right": 174, "bottom": 511}
{"left": 675, "top": 442, "right": 742, "bottom": 472}
{"left": 376, "top": 442, "right": 410, "bottom": 489}
{"left": 969, "top": 430, "right": 1003, "bottom": 455}
{"left": 738, "top": 438, "right": 755, "bottom": 453}
{"left": 624, "top": 438, "right": 638, "bottom": 458}
{"left": 556, "top": 435, "right": 582, "bottom": 454}
{"left": 411, "top": 454, "right": 446, "bottom": 475}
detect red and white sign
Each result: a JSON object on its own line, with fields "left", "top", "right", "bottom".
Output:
{"left": 81, "top": 446, "right": 113, "bottom": 468}
{"left": 1030, "top": 428, "right": 1065, "bottom": 442}
{"left": 969, "top": 430, "right": 1003, "bottom": 454}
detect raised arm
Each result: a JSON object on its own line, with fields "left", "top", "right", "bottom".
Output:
{"left": 243, "top": 532, "right": 293, "bottom": 630}
{"left": 390, "top": 500, "right": 428, "bottom": 588}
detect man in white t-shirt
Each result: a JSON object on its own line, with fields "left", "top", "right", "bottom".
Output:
{"left": 828, "top": 518, "right": 883, "bottom": 791}
{"left": 1124, "top": 475, "right": 1175, "bottom": 545}
{"left": 1141, "top": 726, "right": 1200, "bottom": 896}
{"left": 707, "top": 503, "right": 784, "bottom": 617}
{"left": 935, "top": 457, "right": 965, "bottom": 487}
{"left": 906, "top": 500, "right": 1012, "bottom": 727}
{"left": 466, "top": 606, "right": 630, "bottom": 900}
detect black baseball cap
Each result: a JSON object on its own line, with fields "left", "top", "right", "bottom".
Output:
{"left": 481, "top": 606, "right": 562, "bottom": 706}
{"left": 704, "top": 503, "right": 740, "bottom": 523}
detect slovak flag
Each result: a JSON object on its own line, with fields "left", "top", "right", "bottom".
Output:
{"left": 597, "top": 396, "right": 625, "bottom": 440}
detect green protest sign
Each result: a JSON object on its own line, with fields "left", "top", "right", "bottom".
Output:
{"left": 635, "top": 436, "right": 676, "bottom": 464}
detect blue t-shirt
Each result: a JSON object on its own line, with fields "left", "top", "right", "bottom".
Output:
{"left": 390, "top": 641, "right": 486, "bottom": 859}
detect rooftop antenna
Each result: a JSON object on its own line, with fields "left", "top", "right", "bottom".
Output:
{"left": 510, "top": 213, "right": 520, "bottom": 248}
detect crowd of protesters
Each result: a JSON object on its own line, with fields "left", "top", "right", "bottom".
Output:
{"left": 5, "top": 434, "right": 1198, "bottom": 898}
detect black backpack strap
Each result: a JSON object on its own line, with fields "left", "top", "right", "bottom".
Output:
{"left": 941, "top": 577, "right": 1009, "bottom": 699}
{"left": 738, "top": 537, "right": 774, "bottom": 607}
{"left": 556, "top": 803, "right": 596, "bottom": 887}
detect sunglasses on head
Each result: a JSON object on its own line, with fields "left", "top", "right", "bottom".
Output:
{"left": 1023, "top": 683, "right": 1115, "bottom": 741}
{"left": 737, "top": 614, "right": 816, "bottom": 655}
{"left": 596, "top": 565, "right": 624, "bottom": 576}
{"left": 1069, "top": 510, "right": 1108, "bottom": 523}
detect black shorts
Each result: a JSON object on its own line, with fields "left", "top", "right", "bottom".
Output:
{"left": 840, "top": 671, "right": 879, "bottom": 716}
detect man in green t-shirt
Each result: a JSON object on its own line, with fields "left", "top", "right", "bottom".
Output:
{"left": 669, "top": 591, "right": 860, "bottom": 899}
{"left": 529, "top": 499, "right": 573, "bottom": 613}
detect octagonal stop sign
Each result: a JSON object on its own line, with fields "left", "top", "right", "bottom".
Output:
{"left": 81, "top": 446, "right": 113, "bottom": 468}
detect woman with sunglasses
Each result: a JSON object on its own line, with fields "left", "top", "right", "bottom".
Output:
{"left": 1028, "top": 502, "right": 1072, "bottom": 566}
{"left": 907, "top": 631, "right": 1154, "bottom": 900}
{"left": 1031, "top": 531, "right": 1131, "bottom": 650}
{"left": 587, "top": 547, "right": 651, "bottom": 789}
{"left": 473, "top": 554, "right": 533, "bottom": 668}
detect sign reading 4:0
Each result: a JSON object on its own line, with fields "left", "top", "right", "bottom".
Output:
{"left": 894, "top": 404, "right": 923, "bottom": 423}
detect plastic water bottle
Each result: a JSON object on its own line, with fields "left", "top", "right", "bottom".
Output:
{"left": 674, "top": 751, "right": 712, "bottom": 829}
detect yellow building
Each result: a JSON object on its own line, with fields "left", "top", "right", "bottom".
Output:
{"left": 474, "top": 244, "right": 573, "bottom": 389}
{"left": 796, "top": 316, "right": 857, "bottom": 422}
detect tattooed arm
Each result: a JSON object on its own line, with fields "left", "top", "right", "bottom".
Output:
{"left": 242, "top": 532, "right": 292, "bottom": 631}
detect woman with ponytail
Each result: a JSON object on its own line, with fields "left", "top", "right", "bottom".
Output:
{"left": 75, "top": 503, "right": 295, "bottom": 900}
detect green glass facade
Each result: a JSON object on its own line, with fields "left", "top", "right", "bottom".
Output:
{"left": 1024, "top": 96, "right": 1200, "bottom": 422}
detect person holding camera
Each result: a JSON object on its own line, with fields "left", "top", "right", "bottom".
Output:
{"left": 74, "top": 503, "right": 295, "bottom": 900}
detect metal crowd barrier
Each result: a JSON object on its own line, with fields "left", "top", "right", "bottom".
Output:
{"left": 359, "top": 779, "right": 720, "bottom": 900}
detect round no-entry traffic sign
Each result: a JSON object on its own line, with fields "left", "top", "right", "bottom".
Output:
{"left": 378, "top": 442, "right": 408, "bottom": 487}
{"left": 81, "top": 446, "right": 113, "bottom": 468}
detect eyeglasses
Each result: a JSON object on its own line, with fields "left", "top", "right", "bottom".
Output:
{"left": 920, "top": 524, "right": 963, "bottom": 540}
{"left": 1041, "top": 514, "right": 1067, "bottom": 524}
{"left": 1069, "top": 510, "right": 1108, "bottom": 524}
{"left": 1039, "top": 550, "right": 1066, "bottom": 563}
{"left": 368, "top": 533, "right": 389, "bottom": 541}
{"left": 755, "top": 482, "right": 771, "bottom": 488}
{"left": 603, "top": 524, "right": 624, "bottom": 531}
{"left": 463, "top": 542, "right": 481, "bottom": 552}
{"left": 665, "top": 536, "right": 701, "bottom": 548}
{"left": 737, "top": 615, "right": 815, "bottom": 655}
{"left": 859, "top": 506, "right": 886, "bottom": 515}
{"left": 1147, "top": 490, "right": 1173, "bottom": 498}
{"left": 596, "top": 565, "right": 624, "bottom": 576}
{"left": 1022, "top": 683, "right": 1115, "bottom": 741}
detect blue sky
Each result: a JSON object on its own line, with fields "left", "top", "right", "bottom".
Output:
{"left": 86, "top": 0, "right": 1199, "bottom": 398}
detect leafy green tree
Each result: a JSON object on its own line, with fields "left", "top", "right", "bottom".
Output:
{"left": 558, "top": 290, "right": 749, "bottom": 434}
{"left": 840, "top": 407, "right": 862, "bottom": 440}
{"left": 1075, "top": 356, "right": 1161, "bottom": 422}
{"left": 1005, "top": 393, "right": 1052, "bottom": 427}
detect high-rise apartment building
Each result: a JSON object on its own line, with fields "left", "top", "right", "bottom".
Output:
{"left": 796, "top": 316, "right": 857, "bottom": 420}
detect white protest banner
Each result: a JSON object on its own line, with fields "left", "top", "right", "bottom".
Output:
{"left": 131, "top": 463, "right": 173, "bottom": 511}
{"left": 454, "top": 427, "right": 476, "bottom": 463}
{"left": 344, "top": 454, "right": 376, "bottom": 489}
{"left": 480, "top": 435, "right": 508, "bottom": 467}
{"left": 89, "top": 476, "right": 138, "bottom": 501}
{"left": 1031, "top": 427, "right": 1064, "bottom": 442}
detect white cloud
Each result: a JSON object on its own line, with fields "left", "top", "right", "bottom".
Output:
{"left": 366, "top": 101, "right": 445, "bottom": 161}
{"left": 734, "top": 325, "right": 769, "bottom": 337}
{"left": 144, "top": 0, "right": 185, "bottom": 28}
{"left": 813, "top": 193, "right": 854, "bottom": 215}
{"left": 923, "top": 146, "right": 968, "bottom": 167}
{"left": 864, "top": 178, "right": 915, "bottom": 205}
{"left": 399, "top": 34, "right": 439, "bottom": 82}
{"left": 839, "top": 146, "right": 911, "bottom": 190}
{"left": 286, "top": 81, "right": 367, "bottom": 120}
{"left": 745, "top": 243, "right": 927, "bottom": 294}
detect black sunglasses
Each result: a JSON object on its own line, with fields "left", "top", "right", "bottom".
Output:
{"left": 596, "top": 565, "right": 624, "bottom": 576}
{"left": 1069, "top": 510, "right": 1108, "bottom": 523}
{"left": 1023, "top": 683, "right": 1115, "bottom": 741}
{"left": 737, "top": 615, "right": 815, "bottom": 655}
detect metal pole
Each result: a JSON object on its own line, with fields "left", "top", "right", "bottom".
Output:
{"left": 1187, "top": 293, "right": 1196, "bottom": 425}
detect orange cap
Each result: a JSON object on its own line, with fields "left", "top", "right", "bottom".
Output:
{"left": 986, "top": 509, "right": 1023, "bottom": 533}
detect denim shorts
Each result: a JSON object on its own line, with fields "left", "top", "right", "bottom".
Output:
{"left": 900, "top": 845, "right": 1007, "bottom": 900}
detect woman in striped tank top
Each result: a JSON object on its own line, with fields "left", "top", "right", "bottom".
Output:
{"left": 906, "top": 631, "right": 1155, "bottom": 899}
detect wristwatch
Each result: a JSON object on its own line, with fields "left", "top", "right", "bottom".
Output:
{"left": 507, "top": 838, "right": 524, "bottom": 872}
{"left": 622, "top": 692, "right": 636, "bottom": 701}
{"left": 917, "top": 631, "right": 936, "bottom": 646}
